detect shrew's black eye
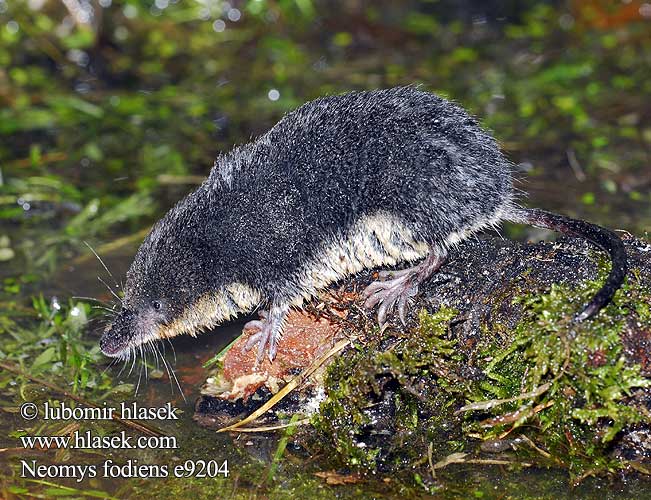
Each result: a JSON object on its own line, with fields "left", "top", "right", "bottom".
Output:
{"left": 152, "top": 300, "right": 162, "bottom": 311}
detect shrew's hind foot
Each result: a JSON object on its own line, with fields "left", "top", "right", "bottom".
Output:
{"left": 243, "top": 307, "right": 287, "bottom": 363}
{"left": 362, "top": 250, "right": 446, "bottom": 326}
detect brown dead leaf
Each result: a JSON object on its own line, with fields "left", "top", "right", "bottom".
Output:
{"left": 314, "top": 470, "right": 363, "bottom": 485}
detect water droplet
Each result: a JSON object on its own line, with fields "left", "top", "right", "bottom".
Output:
{"left": 558, "top": 13, "right": 574, "bottom": 30}
{"left": 198, "top": 7, "right": 210, "bottom": 20}
{"left": 227, "top": 8, "right": 241, "bottom": 22}
{"left": 67, "top": 49, "right": 89, "bottom": 67}
{"left": 123, "top": 4, "right": 137, "bottom": 19}
{"left": 6, "top": 20, "right": 19, "bottom": 34}
{"left": 268, "top": 89, "right": 280, "bottom": 101}
{"left": 114, "top": 26, "right": 129, "bottom": 41}
{"left": 212, "top": 19, "right": 226, "bottom": 32}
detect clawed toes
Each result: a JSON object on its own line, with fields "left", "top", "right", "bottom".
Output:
{"left": 266, "top": 340, "right": 278, "bottom": 362}
{"left": 362, "top": 277, "right": 418, "bottom": 326}
{"left": 361, "top": 253, "right": 445, "bottom": 327}
{"left": 243, "top": 329, "right": 273, "bottom": 363}
{"left": 241, "top": 308, "right": 284, "bottom": 363}
{"left": 397, "top": 287, "right": 417, "bottom": 325}
{"left": 244, "top": 330, "right": 266, "bottom": 351}
{"left": 243, "top": 319, "right": 264, "bottom": 332}
{"left": 363, "top": 290, "right": 383, "bottom": 309}
{"left": 361, "top": 280, "right": 390, "bottom": 300}
{"left": 376, "top": 286, "right": 412, "bottom": 325}
{"left": 377, "top": 297, "right": 391, "bottom": 326}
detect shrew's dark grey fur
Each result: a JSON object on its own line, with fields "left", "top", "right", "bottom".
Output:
{"left": 100, "top": 87, "right": 627, "bottom": 362}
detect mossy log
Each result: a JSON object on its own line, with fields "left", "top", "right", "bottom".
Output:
{"left": 195, "top": 234, "right": 651, "bottom": 482}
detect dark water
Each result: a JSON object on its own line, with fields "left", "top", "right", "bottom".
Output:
{"left": 1, "top": 0, "right": 650, "bottom": 498}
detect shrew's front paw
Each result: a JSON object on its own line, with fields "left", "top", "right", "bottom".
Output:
{"left": 243, "top": 307, "right": 286, "bottom": 363}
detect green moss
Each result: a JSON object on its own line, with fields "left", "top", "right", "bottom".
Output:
{"left": 465, "top": 271, "right": 651, "bottom": 479}
{"left": 314, "top": 269, "right": 650, "bottom": 483}
{"left": 312, "top": 306, "right": 464, "bottom": 470}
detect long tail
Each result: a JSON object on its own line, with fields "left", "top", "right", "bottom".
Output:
{"left": 507, "top": 207, "right": 627, "bottom": 321}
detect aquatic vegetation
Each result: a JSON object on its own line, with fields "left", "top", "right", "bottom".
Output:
{"left": 0, "top": 296, "right": 111, "bottom": 392}
{"left": 468, "top": 274, "right": 650, "bottom": 479}
{"left": 313, "top": 305, "right": 465, "bottom": 469}
{"left": 312, "top": 266, "right": 651, "bottom": 484}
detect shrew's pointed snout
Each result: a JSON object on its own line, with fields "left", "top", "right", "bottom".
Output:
{"left": 100, "top": 309, "right": 135, "bottom": 357}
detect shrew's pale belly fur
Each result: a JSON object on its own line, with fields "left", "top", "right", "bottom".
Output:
{"left": 288, "top": 212, "right": 430, "bottom": 306}
{"left": 158, "top": 282, "right": 263, "bottom": 340}
{"left": 288, "top": 200, "right": 511, "bottom": 306}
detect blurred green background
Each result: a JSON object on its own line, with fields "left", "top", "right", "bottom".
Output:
{"left": 1, "top": 0, "right": 650, "bottom": 284}
{"left": 0, "top": 1, "right": 650, "bottom": 497}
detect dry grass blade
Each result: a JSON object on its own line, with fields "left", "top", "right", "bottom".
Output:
{"left": 627, "top": 461, "right": 651, "bottom": 475}
{"left": 433, "top": 451, "right": 533, "bottom": 469}
{"left": 428, "top": 441, "right": 436, "bottom": 479}
{"left": 518, "top": 434, "right": 553, "bottom": 460}
{"left": 455, "top": 382, "right": 551, "bottom": 413}
{"left": 217, "top": 338, "right": 351, "bottom": 432}
{"left": 225, "top": 418, "right": 311, "bottom": 433}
